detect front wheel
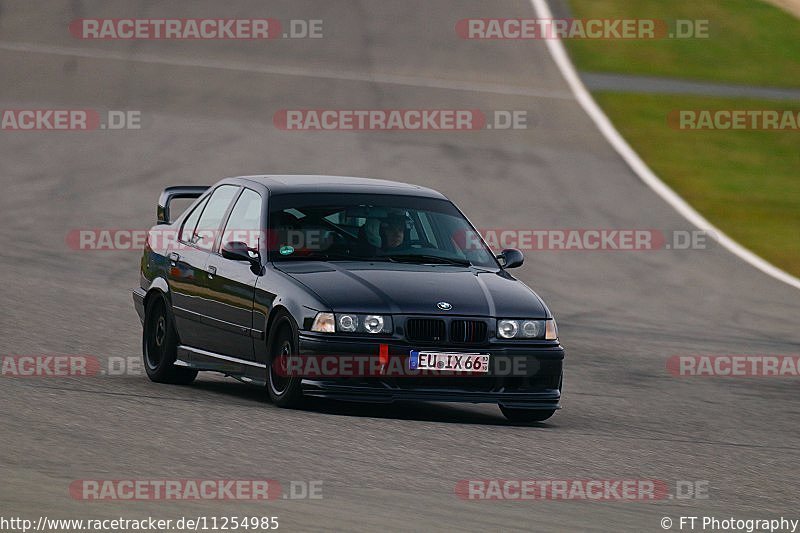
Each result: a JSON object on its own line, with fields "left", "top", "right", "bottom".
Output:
{"left": 266, "top": 316, "right": 304, "bottom": 408}
{"left": 143, "top": 296, "right": 197, "bottom": 385}
{"left": 499, "top": 406, "right": 556, "bottom": 423}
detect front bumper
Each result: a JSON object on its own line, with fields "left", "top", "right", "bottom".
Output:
{"left": 297, "top": 333, "right": 564, "bottom": 408}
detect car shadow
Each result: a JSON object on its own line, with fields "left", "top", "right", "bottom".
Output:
{"left": 190, "top": 376, "right": 556, "bottom": 428}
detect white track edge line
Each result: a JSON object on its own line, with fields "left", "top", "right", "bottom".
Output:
{"left": 531, "top": 0, "right": 800, "bottom": 291}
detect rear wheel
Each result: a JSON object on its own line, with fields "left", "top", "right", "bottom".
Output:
{"left": 267, "top": 315, "right": 304, "bottom": 408}
{"left": 499, "top": 406, "right": 556, "bottom": 423}
{"left": 143, "top": 295, "right": 197, "bottom": 385}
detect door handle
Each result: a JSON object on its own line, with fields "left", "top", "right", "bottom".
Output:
{"left": 208, "top": 265, "right": 217, "bottom": 279}
{"left": 168, "top": 252, "right": 180, "bottom": 263}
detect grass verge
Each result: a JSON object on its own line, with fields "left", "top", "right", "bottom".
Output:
{"left": 593, "top": 92, "right": 800, "bottom": 275}
{"left": 566, "top": 0, "right": 800, "bottom": 88}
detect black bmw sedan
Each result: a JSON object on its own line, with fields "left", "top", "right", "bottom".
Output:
{"left": 133, "top": 175, "right": 564, "bottom": 422}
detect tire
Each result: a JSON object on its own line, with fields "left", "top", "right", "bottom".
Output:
{"left": 266, "top": 313, "right": 304, "bottom": 408}
{"left": 499, "top": 406, "right": 556, "bottom": 423}
{"left": 143, "top": 295, "right": 197, "bottom": 385}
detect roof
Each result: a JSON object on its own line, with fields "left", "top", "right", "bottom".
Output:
{"left": 229, "top": 175, "right": 447, "bottom": 199}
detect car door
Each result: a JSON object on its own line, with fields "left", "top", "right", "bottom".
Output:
{"left": 201, "top": 187, "right": 263, "bottom": 359}
{"left": 169, "top": 184, "right": 240, "bottom": 350}
{"left": 167, "top": 193, "right": 210, "bottom": 348}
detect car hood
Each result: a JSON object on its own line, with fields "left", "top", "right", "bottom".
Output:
{"left": 274, "top": 262, "right": 548, "bottom": 317}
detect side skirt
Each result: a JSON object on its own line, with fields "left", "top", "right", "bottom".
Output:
{"left": 177, "top": 345, "right": 267, "bottom": 386}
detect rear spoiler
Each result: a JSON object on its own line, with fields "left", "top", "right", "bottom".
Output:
{"left": 157, "top": 186, "right": 210, "bottom": 224}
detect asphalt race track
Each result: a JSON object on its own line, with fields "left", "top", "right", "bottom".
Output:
{"left": 1, "top": 1, "right": 799, "bottom": 531}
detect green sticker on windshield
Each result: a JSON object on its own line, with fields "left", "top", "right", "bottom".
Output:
{"left": 279, "top": 245, "right": 294, "bottom": 255}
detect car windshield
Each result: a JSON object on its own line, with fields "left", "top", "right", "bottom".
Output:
{"left": 267, "top": 193, "right": 498, "bottom": 268}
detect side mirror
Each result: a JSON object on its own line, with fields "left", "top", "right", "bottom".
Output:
{"left": 221, "top": 241, "right": 261, "bottom": 270}
{"left": 498, "top": 248, "right": 524, "bottom": 269}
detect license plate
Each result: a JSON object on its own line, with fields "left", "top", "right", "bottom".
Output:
{"left": 409, "top": 351, "right": 490, "bottom": 373}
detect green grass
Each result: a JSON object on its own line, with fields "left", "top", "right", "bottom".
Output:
{"left": 593, "top": 92, "right": 800, "bottom": 275}
{"left": 566, "top": 0, "right": 800, "bottom": 87}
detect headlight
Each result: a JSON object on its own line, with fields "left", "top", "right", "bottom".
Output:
{"left": 338, "top": 314, "right": 358, "bottom": 332}
{"left": 333, "top": 313, "right": 392, "bottom": 335}
{"left": 522, "top": 320, "right": 540, "bottom": 338}
{"left": 496, "top": 319, "right": 557, "bottom": 340}
{"left": 363, "top": 315, "right": 385, "bottom": 334}
{"left": 497, "top": 319, "right": 519, "bottom": 339}
{"left": 311, "top": 312, "right": 335, "bottom": 333}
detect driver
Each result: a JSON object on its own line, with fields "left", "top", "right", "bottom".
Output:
{"left": 381, "top": 213, "right": 407, "bottom": 250}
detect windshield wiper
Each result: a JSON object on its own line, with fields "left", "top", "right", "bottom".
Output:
{"left": 276, "top": 251, "right": 395, "bottom": 262}
{"left": 384, "top": 253, "right": 472, "bottom": 267}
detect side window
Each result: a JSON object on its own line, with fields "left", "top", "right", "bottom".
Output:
{"left": 193, "top": 185, "right": 239, "bottom": 250}
{"left": 221, "top": 188, "right": 263, "bottom": 251}
{"left": 179, "top": 195, "right": 210, "bottom": 243}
